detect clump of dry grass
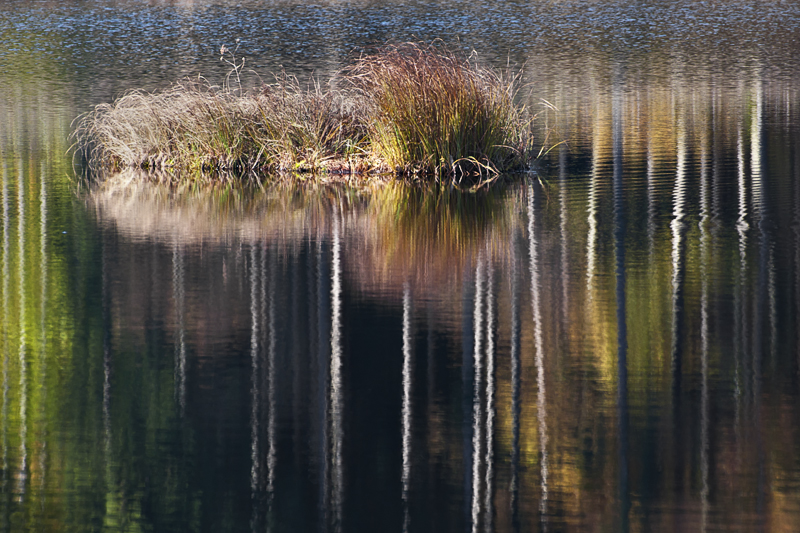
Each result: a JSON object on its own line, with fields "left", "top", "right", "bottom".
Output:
{"left": 347, "top": 43, "right": 533, "bottom": 179}
{"left": 73, "top": 43, "right": 539, "bottom": 183}
{"left": 252, "top": 74, "right": 370, "bottom": 172}
{"left": 73, "top": 76, "right": 372, "bottom": 176}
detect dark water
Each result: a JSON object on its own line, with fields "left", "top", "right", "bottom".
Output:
{"left": 2, "top": 1, "right": 800, "bottom": 531}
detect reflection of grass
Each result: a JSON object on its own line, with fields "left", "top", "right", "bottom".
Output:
{"left": 88, "top": 171, "right": 513, "bottom": 287}
{"left": 73, "top": 44, "right": 539, "bottom": 184}
{"left": 354, "top": 181, "right": 505, "bottom": 277}
{"left": 367, "top": 180, "right": 508, "bottom": 259}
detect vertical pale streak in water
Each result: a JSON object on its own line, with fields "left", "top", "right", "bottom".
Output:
{"left": 172, "top": 243, "right": 186, "bottom": 416}
{"left": 750, "top": 75, "right": 767, "bottom": 526}
{"left": 509, "top": 226, "right": 521, "bottom": 533}
{"left": 749, "top": 77, "right": 763, "bottom": 370}
{"left": 470, "top": 254, "right": 485, "bottom": 533}
{"left": 750, "top": 77, "right": 764, "bottom": 332}
{"left": 750, "top": 78, "right": 776, "bottom": 368}
{"left": 750, "top": 78, "right": 763, "bottom": 224}
{"left": 249, "top": 244, "right": 261, "bottom": 511}
{"left": 586, "top": 106, "right": 600, "bottom": 296}
{"left": 330, "top": 213, "right": 344, "bottom": 532}
{"left": 1, "top": 162, "right": 9, "bottom": 527}
{"left": 37, "top": 161, "right": 48, "bottom": 497}
{"left": 734, "top": 118, "right": 748, "bottom": 430}
{"left": 699, "top": 113, "right": 710, "bottom": 533}
{"left": 670, "top": 108, "right": 687, "bottom": 401}
{"left": 462, "top": 267, "right": 475, "bottom": 524}
{"left": 612, "top": 81, "right": 629, "bottom": 533}
{"left": 16, "top": 161, "right": 27, "bottom": 500}
{"left": 527, "top": 185, "right": 548, "bottom": 522}
{"left": 267, "top": 242, "right": 277, "bottom": 499}
{"left": 484, "top": 258, "right": 495, "bottom": 533}
{"left": 711, "top": 88, "right": 722, "bottom": 222}
{"left": 401, "top": 282, "right": 412, "bottom": 533}
{"left": 737, "top": 117, "right": 749, "bottom": 235}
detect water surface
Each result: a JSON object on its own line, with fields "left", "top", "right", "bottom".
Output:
{"left": 1, "top": 1, "right": 800, "bottom": 531}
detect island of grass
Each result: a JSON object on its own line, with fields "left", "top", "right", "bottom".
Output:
{"left": 74, "top": 43, "right": 546, "bottom": 184}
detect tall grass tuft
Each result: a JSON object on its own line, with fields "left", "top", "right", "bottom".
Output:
{"left": 347, "top": 43, "right": 533, "bottom": 179}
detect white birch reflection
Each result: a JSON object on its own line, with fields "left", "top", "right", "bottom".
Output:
{"left": 699, "top": 113, "right": 711, "bottom": 533}
{"left": 16, "top": 160, "right": 27, "bottom": 501}
{"left": 249, "top": 241, "right": 277, "bottom": 531}
{"left": 249, "top": 242, "right": 262, "bottom": 531}
{"left": 401, "top": 281, "right": 412, "bottom": 533}
{"left": 736, "top": 111, "right": 749, "bottom": 233}
{"left": 528, "top": 184, "right": 548, "bottom": 525}
{"left": 711, "top": 87, "right": 723, "bottom": 222}
{"left": 750, "top": 77, "right": 763, "bottom": 223}
{"left": 670, "top": 105, "right": 688, "bottom": 407}
{"left": 734, "top": 114, "right": 749, "bottom": 436}
{"left": 750, "top": 78, "right": 777, "bottom": 370}
{"left": 36, "top": 161, "right": 48, "bottom": 498}
{"left": 172, "top": 242, "right": 186, "bottom": 416}
{"left": 330, "top": 213, "right": 344, "bottom": 533}
{"left": 462, "top": 268, "right": 474, "bottom": 526}
{"left": 484, "top": 257, "right": 495, "bottom": 533}
{"left": 586, "top": 109, "right": 601, "bottom": 297}
{"left": 467, "top": 247, "right": 498, "bottom": 533}
{"left": 470, "top": 253, "right": 485, "bottom": 533}
{"left": 750, "top": 76, "right": 768, "bottom": 525}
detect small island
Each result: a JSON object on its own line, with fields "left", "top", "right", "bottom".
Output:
{"left": 73, "top": 43, "right": 543, "bottom": 185}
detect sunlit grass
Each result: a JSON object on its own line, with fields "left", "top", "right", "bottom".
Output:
{"left": 348, "top": 43, "right": 533, "bottom": 179}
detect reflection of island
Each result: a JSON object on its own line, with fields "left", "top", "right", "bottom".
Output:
{"left": 87, "top": 173, "right": 513, "bottom": 298}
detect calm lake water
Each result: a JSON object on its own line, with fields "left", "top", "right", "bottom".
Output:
{"left": 2, "top": 1, "right": 800, "bottom": 531}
